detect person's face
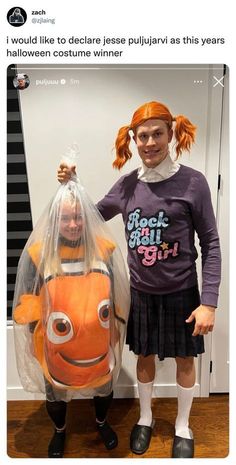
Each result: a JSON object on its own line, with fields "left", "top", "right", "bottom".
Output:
{"left": 59, "top": 203, "right": 83, "bottom": 242}
{"left": 134, "top": 119, "right": 173, "bottom": 168}
{"left": 18, "top": 79, "right": 25, "bottom": 89}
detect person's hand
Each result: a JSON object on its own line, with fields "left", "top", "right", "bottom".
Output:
{"left": 185, "top": 304, "right": 216, "bottom": 336}
{"left": 57, "top": 163, "right": 76, "bottom": 183}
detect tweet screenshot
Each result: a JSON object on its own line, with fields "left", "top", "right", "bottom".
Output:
{"left": 1, "top": 1, "right": 234, "bottom": 464}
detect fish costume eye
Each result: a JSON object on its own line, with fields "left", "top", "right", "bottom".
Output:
{"left": 47, "top": 312, "right": 74, "bottom": 344}
{"left": 97, "top": 299, "right": 110, "bottom": 328}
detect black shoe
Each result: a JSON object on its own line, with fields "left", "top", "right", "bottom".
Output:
{"left": 48, "top": 429, "right": 66, "bottom": 458}
{"left": 97, "top": 420, "right": 118, "bottom": 450}
{"left": 172, "top": 435, "right": 194, "bottom": 458}
{"left": 130, "top": 423, "right": 153, "bottom": 455}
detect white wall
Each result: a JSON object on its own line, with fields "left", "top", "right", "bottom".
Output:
{"left": 7, "top": 64, "right": 227, "bottom": 399}
{"left": 210, "top": 68, "right": 229, "bottom": 392}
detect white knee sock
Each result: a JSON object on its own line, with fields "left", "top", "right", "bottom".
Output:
{"left": 175, "top": 383, "right": 195, "bottom": 439}
{"left": 137, "top": 380, "right": 154, "bottom": 427}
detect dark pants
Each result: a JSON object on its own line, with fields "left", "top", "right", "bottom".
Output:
{"left": 46, "top": 391, "right": 114, "bottom": 429}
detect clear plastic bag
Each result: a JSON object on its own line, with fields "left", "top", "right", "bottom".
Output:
{"left": 12, "top": 154, "right": 130, "bottom": 401}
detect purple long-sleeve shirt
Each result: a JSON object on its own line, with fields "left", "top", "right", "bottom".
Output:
{"left": 97, "top": 164, "right": 221, "bottom": 307}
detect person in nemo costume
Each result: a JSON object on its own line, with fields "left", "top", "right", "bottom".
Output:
{"left": 12, "top": 175, "right": 129, "bottom": 458}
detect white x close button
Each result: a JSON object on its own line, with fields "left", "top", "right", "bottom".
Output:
{"left": 213, "top": 76, "right": 224, "bottom": 87}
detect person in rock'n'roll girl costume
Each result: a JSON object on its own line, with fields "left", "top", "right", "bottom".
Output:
{"left": 13, "top": 176, "right": 129, "bottom": 458}
{"left": 58, "top": 101, "right": 221, "bottom": 458}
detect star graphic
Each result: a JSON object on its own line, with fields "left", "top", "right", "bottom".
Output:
{"left": 160, "top": 242, "right": 169, "bottom": 250}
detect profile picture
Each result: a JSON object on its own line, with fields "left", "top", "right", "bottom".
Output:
{"left": 7, "top": 7, "right": 27, "bottom": 26}
{"left": 13, "top": 74, "right": 30, "bottom": 90}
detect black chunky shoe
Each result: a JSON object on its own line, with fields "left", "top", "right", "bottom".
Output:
{"left": 97, "top": 420, "right": 118, "bottom": 450}
{"left": 48, "top": 429, "right": 66, "bottom": 458}
{"left": 172, "top": 435, "right": 194, "bottom": 458}
{"left": 130, "top": 423, "right": 153, "bottom": 455}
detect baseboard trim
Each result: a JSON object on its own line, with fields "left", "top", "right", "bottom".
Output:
{"left": 7, "top": 383, "right": 201, "bottom": 401}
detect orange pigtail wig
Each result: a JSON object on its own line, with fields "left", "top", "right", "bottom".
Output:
{"left": 174, "top": 115, "right": 197, "bottom": 158}
{"left": 112, "top": 101, "right": 197, "bottom": 169}
{"left": 113, "top": 125, "right": 132, "bottom": 170}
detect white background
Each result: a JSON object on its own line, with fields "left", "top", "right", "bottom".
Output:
{"left": 1, "top": 0, "right": 235, "bottom": 464}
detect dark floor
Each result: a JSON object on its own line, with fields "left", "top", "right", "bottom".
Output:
{"left": 7, "top": 394, "right": 229, "bottom": 458}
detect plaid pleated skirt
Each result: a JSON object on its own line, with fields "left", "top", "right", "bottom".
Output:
{"left": 126, "top": 285, "right": 204, "bottom": 360}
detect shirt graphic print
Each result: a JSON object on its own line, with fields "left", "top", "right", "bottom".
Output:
{"left": 127, "top": 208, "right": 179, "bottom": 267}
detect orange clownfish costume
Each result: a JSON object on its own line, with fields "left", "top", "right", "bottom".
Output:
{"left": 13, "top": 239, "right": 121, "bottom": 391}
